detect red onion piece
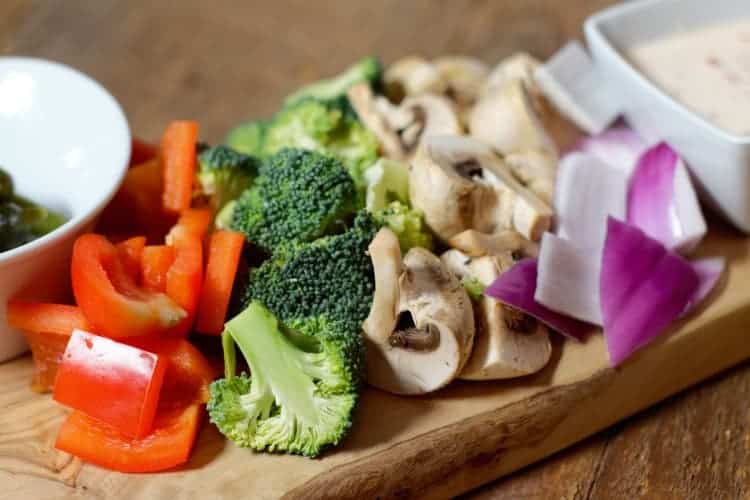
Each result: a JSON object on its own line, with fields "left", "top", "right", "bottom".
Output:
{"left": 555, "top": 152, "right": 629, "bottom": 249}
{"left": 573, "top": 124, "right": 647, "bottom": 172}
{"left": 601, "top": 217, "right": 700, "bottom": 366}
{"left": 535, "top": 232, "right": 602, "bottom": 325}
{"left": 484, "top": 258, "right": 594, "bottom": 341}
{"left": 627, "top": 142, "right": 707, "bottom": 253}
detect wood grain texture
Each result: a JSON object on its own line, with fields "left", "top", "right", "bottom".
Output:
{"left": 3, "top": 1, "right": 750, "bottom": 499}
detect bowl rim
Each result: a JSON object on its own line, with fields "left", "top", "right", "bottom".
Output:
{"left": 0, "top": 57, "right": 131, "bottom": 265}
{"left": 584, "top": 0, "right": 750, "bottom": 147}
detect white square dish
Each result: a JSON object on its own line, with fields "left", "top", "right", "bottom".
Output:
{"left": 585, "top": 0, "right": 750, "bottom": 232}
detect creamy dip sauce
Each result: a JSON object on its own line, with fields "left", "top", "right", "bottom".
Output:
{"left": 627, "top": 19, "right": 750, "bottom": 136}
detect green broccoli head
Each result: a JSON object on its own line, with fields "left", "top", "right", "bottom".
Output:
{"left": 373, "top": 201, "right": 433, "bottom": 253}
{"left": 230, "top": 148, "right": 357, "bottom": 253}
{"left": 196, "top": 145, "right": 259, "bottom": 212}
{"left": 224, "top": 120, "right": 269, "bottom": 157}
{"left": 244, "top": 211, "right": 378, "bottom": 331}
{"left": 207, "top": 302, "right": 362, "bottom": 457}
{"left": 284, "top": 57, "right": 383, "bottom": 108}
{"left": 263, "top": 98, "right": 379, "bottom": 191}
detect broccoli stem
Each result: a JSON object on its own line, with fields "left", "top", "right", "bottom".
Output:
{"left": 224, "top": 303, "right": 320, "bottom": 426}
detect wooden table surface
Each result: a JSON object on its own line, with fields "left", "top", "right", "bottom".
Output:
{"left": 2, "top": 1, "right": 748, "bottom": 498}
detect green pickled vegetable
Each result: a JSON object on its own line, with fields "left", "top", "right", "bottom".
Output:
{"left": 0, "top": 167, "right": 67, "bottom": 253}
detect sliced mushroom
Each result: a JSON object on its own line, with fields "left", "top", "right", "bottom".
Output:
{"left": 449, "top": 228, "right": 539, "bottom": 259}
{"left": 469, "top": 79, "right": 556, "bottom": 156}
{"left": 440, "top": 249, "right": 551, "bottom": 380}
{"left": 384, "top": 56, "right": 446, "bottom": 103}
{"left": 363, "top": 228, "right": 402, "bottom": 344}
{"left": 348, "top": 83, "right": 406, "bottom": 159}
{"left": 504, "top": 150, "right": 557, "bottom": 205}
{"left": 484, "top": 52, "right": 543, "bottom": 101}
{"left": 434, "top": 56, "right": 489, "bottom": 123}
{"left": 434, "top": 56, "right": 489, "bottom": 106}
{"left": 349, "top": 84, "right": 461, "bottom": 160}
{"left": 409, "top": 135, "right": 553, "bottom": 242}
{"left": 366, "top": 246, "right": 475, "bottom": 395}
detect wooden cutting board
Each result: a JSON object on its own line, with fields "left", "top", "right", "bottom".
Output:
{"left": 1, "top": 223, "right": 748, "bottom": 500}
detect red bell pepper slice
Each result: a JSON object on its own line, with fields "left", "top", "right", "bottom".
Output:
{"left": 129, "top": 138, "right": 158, "bottom": 167}
{"left": 161, "top": 121, "right": 199, "bottom": 214}
{"left": 54, "top": 339, "right": 215, "bottom": 473}
{"left": 116, "top": 236, "right": 146, "bottom": 282}
{"left": 6, "top": 301, "right": 90, "bottom": 393}
{"left": 195, "top": 230, "right": 244, "bottom": 335}
{"left": 141, "top": 245, "right": 176, "bottom": 293}
{"left": 53, "top": 330, "right": 168, "bottom": 438}
{"left": 71, "top": 234, "right": 186, "bottom": 338}
{"left": 165, "top": 210, "right": 211, "bottom": 337}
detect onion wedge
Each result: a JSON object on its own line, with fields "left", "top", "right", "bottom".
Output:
{"left": 573, "top": 124, "right": 647, "bottom": 172}
{"left": 535, "top": 233, "right": 602, "bottom": 325}
{"left": 555, "top": 152, "right": 628, "bottom": 249}
{"left": 600, "top": 217, "right": 699, "bottom": 366}
{"left": 627, "top": 143, "right": 707, "bottom": 253}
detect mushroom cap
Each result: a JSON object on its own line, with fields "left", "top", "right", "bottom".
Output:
{"left": 384, "top": 56, "right": 446, "bottom": 102}
{"left": 367, "top": 247, "right": 475, "bottom": 395}
{"left": 469, "top": 79, "right": 556, "bottom": 156}
{"left": 409, "top": 135, "right": 553, "bottom": 242}
{"left": 434, "top": 56, "right": 490, "bottom": 108}
{"left": 504, "top": 150, "right": 558, "bottom": 205}
{"left": 440, "top": 249, "right": 552, "bottom": 380}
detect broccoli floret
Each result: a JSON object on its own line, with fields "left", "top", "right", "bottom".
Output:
{"left": 284, "top": 57, "right": 383, "bottom": 108}
{"left": 244, "top": 211, "right": 377, "bottom": 331}
{"left": 230, "top": 148, "right": 357, "bottom": 253}
{"left": 363, "top": 158, "right": 410, "bottom": 212}
{"left": 196, "top": 145, "right": 259, "bottom": 212}
{"left": 373, "top": 201, "right": 433, "bottom": 253}
{"left": 207, "top": 302, "right": 363, "bottom": 457}
{"left": 225, "top": 120, "right": 269, "bottom": 157}
{"left": 263, "top": 98, "right": 379, "bottom": 192}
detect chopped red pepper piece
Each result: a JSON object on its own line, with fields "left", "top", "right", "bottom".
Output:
{"left": 71, "top": 234, "right": 186, "bottom": 338}
{"left": 6, "top": 301, "right": 90, "bottom": 393}
{"left": 161, "top": 121, "right": 199, "bottom": 214}
{"left": 53, "top": 330, "right": 168, "bottom": 439}
{"left": 55, "top": 338, "right": 215, "bottom": 473}
{"left": 196, "top": 230, "right": 244, "bottom": 335}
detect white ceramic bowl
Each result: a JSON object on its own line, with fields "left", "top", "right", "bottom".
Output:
{"left": 0, "top": 58, "right": 130, "bottom": 362}
{"left": 585, "top": 0, "right": 750, "bottom": 232}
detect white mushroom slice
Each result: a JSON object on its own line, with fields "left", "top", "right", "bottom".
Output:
{"left": 484, "top": 52, "right": 542, "bottom": 99}
{"left": 384, "top": 56, "right": 446, "bottom": 102}
{"left": 434, "top": 56, "right": 489, "bottom": 109}
{"left": 363, "top": 228, "right": 403, "bottom": 345}
{"left": 504, "top": 150, "right": 558, "bottom": 205}
{"left": 366, "top": 247, "right": 475, "bottom": 395}
{"left": 448, "top": 229, "right": 539, "bottom": 259}
{"left": 399, "top": 94, "right": 462, "bottom": 151}
{"left": 469, "top": 79, "right": 556, "bottom": 156}
{"left": 348, "top": 85, "right": 461, "bottom": 160}
{"left": 409, "top": 135, "right": 553, "bottom": 242}
{"left": 440, "top": 249, "right": 552, "bottom": 380}
{"left": 348, "top": 83, "right": 406, "bottom": 160}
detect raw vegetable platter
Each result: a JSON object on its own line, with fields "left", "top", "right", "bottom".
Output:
{"left": 2, "top": 49, "right": 747, "bottom": 500}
